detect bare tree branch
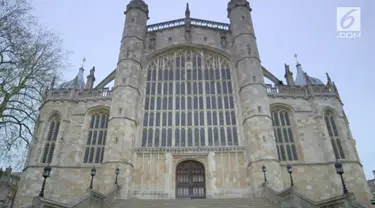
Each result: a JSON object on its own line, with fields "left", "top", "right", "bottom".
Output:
{"left": 0, "top": 0, "right": 67, "bottom": 169}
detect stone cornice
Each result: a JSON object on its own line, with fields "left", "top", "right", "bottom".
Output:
{"left": 23, "top": 164, "right": 103, "bottom": 172}
{"left": 279, "top": 160, "right": 362, "bottom": 167}
{"left": 135, "top": 146, "right": 245, "bottom": 153}
{"left": 102, "top": 160, "right": 134, "bottom": 168}
{"left": 108, "top": 116, "right": 138, "bottom": 126}
{"left": 238, "top": 82, "right": 266, "bottom": 94}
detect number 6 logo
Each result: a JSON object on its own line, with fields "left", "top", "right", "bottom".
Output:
{"left": 337, "top": 7, "right": 361, "bottom": 31}
{"left": 340, "top": 9, "right": 356, "bottom": 29}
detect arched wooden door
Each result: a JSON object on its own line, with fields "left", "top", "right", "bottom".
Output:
{"left": 176, "top": 160, "right": 206, "bottom": 199}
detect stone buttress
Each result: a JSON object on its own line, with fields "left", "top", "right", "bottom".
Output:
{"left": 99, "top": 0, "right": 149, "bottom": 199}
{"left": 227, "top": 0, "right": 283, "bottom": 194}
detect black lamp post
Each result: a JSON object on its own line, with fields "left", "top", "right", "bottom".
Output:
{"left": 287, "top": 164, "right": 294, "bottom": 187}
{"left": 262, "top": 165, "right": 267, "bottom": 182}
{"left": 90, "top": 166, "right": 96, "bottom": 189}
{"left": 334, "top": 161, "right": 348, "bottom": 194}
{"left": 115, "top": 167, "right": 120, "bottom": 184}
{"left": 39, "top": 163, "right": 52, "bottom": 197}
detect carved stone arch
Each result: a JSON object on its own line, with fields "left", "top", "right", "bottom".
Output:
{"left": 40, "top": 110, "right": 62, "bottom": 164}
{"left": 83, "top": 105, "right": 110, "bottom": 164}
{"left": 321, "top": 106, "right": 346, "bottom": 160}
{"left": 269, "top": 103, "right": 302, "bottom": 161}
{"left": 85, "top": 105, "right": 110, "bottom": 116}
{"left": 270, "top": 103, "right": 296, "bottom": 114}
{"left": 84, "top": 105, "right": 110, "bottom": 131}
{"left": 175, "top": 159, "right": 206, "bottom": 198}
{"left": 321, "top": 106, "right": 339, "bottom": 118}
{"left": 142, "top": 46, "right": 241, "bottom": 149}
{"left": 39, "top": 110, "right": 62, "bottom": 140}
{"left": 174, "top": 157, "right": 207, "bottom": 169}
{"left": 44, "top": 110, "right": 62, "bottom": 122}
{"left": 142, "top": 43, "right": 235, "bottom": 68}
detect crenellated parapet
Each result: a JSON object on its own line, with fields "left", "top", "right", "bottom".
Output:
{"left": 43, "top": 87, "right": 112, "bottom": 102}
{"left": 265, "top": 84, "right": 338, "bottom": 98}
{"left": 146, "top": 18, "right": 230, "bottom": 32}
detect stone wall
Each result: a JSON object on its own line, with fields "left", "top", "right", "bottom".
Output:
{"left": 14, "top": 166, "right": 94, "bottom": 207}
{"left": 279, "top": 162, "right": 373, "bottom": 206}
{"left": 27, "top": 100, "right": 111, "bottom": 167}
{"left": 15, "top": 100, "right": 111, "bottom": 207}
{"left": 368, "top": 171, "right": 375, "bottom": 200}
{"left": 143, "top": 26, "right": 232, "bottom": 59}
{"left": 269, "top": 96, "right": 358, "bottom": 163}
{"left": 132, "top": 151, "right": 248, "bottom": 199}
{"left": 14, "top": 18, "right": 373, "bottom": 206}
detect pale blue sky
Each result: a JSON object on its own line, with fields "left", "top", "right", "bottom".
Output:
{"left": 32, "top": 0, "right": 374, "bottom": 179}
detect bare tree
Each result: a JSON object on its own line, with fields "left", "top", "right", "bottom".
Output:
{"left": 0, "top": 0, "right": 66, "bottom": 168}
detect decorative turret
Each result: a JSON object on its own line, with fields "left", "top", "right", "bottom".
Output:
{"left": 284, "top": 63, "right": 295, "bottom": 85}
{"left": 85, "top": 66, "right": 96, "bottom": 89}
{"left": 227, "top": 0, "right": 259, "bottom": 61}
{"left": 227, "top": 0, "right": 283, "bottom": 193}
{"left": 184, "top": 3, "right": 192, "bottom": 43}
{"left": 50, "top": 76, "right": 56, "bottom": 89}
{"left": 326, "top": 72, "right": 332, "bottom": 86}
{"left": 117, "top": 0, "right": 149, "bottom": 67}
{"left": 125, "top": 0, "right": 149, "bottom": 19}
{"left": 294, "top": 54, "right": 323, "bottom": 86}
{"left": 60, "top": 67, "right": 85, "bottom": 89}
{"left": 227, "top": 0, "right": 251, "bottom": 18}
{"left": 185, "top": 3, "right": 190, "bottom": 18}
{"left": 100, "top": 0, "right": 149, "bottom": 198}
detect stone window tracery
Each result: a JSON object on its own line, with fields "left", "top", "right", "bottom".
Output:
{"left": 271, "top": 109, "right": 298, "bottom": 161}
{"left": 41, "top": 115, "right": 60, "bottom": 163}
{"left": 324, "top": 110, "right": 345, "bottom": 159}
{"left": 83, "top": 112, "right": 108, "bottom": 163}
{"left": 142, "top": 49, "right": 239, "bottom": 148}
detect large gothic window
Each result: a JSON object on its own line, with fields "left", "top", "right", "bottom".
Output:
{"left": 271, "top": 109, "right": 298, "bottom": 161}
{"left": 142, "top": 49, "right": 239, "bottom": 148}
{"left": 41, "top": 115, "right": 60, "bottom": 163}
{"left": 83, "top": 112, "right": 108, "bottom": 163}
{"left": 324, "top": 110, "right": 345, "bottom": 159}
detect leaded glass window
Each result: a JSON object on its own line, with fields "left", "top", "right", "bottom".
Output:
{"left": 41, "top": 115, "right": 61, "bottom": 163}
{"left": 271, "top": 109, "right": 298, "bottom": 161}
{"left": 142, "top": 49, "right": 239, "bottom": 147}
{"left": 83, "top": 112, "right": 108, "bottom": 163}
{"left": 324, "top": 111, "right": 345, "bottom": 159}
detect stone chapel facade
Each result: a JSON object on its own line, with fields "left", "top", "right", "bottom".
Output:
{"left": 14, "top": 0, "right": 373, "bottom": 207}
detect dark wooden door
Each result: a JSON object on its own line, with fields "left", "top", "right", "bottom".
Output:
{"left": 176, "top": 160, "right": 206, "bottom": 199}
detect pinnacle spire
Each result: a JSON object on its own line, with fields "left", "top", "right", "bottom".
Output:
{"left": 185, "top": 2, "right": 190, "bottom": 18}
{"left": 284, "top": 63, "right": 290, "bottom": 73}
{"left": 293, "top": 55, "right": 324, "bottom": 86}
{"left": 326, "top": 72, "right": 332, "bottom": 85}
{"left": 294, "top": 53, "right": 300, "bottom": 66}
{"left": 81, "top": 57, "right": 86, "bottom": 69}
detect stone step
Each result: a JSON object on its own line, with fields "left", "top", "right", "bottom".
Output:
{"left": 109, "top": 198, "right": 278, "bottom": 208}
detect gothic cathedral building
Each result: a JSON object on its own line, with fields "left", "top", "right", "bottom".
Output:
{"left": 15, "top": 0, "right": 373, "bottom": 207}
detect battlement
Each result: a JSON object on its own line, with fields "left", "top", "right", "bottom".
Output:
{"left": 265, "top": 84, "right": 337, "bottom": 98}
{"left": 44, "top": 87, "right": 112, "bottom": 102}
{"left": 43, "top": 84, "right": 336, "bottom": 102}
{"left": 147, "top": 18, "right": 230, "bottom": 32}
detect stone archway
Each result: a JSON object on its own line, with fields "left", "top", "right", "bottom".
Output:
{"left": 175, "top": 160, "right": 206, "bottom": 199}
